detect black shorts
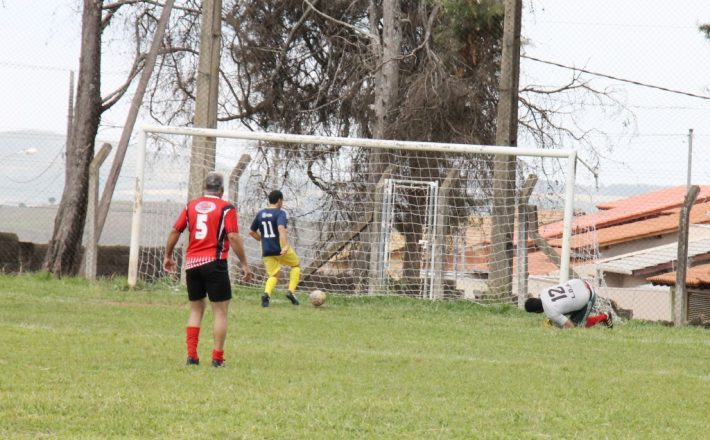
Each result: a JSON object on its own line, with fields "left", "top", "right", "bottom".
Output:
{"left": 185, "top": 260, "right": 232, "bottom": 302}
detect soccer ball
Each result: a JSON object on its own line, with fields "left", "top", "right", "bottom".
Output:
{"left": 309, "top": 290, "right": 326, "bottom": 307}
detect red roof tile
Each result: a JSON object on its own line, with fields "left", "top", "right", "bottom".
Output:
{"left": 446, "top": 247, "right": 562, "bottom": 276}
{"left": 647, "top": 263, "right": 710, "bottom": 287}
{"left": 548, "top": 200, "right": 710, "bottom": 249}
{"left": 540, "top": 185, "right": 710, "bottom": 239}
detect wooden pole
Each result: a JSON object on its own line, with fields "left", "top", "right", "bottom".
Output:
{"left": 489, "top": 0, "right": 522, "bottom": 297}
{"left": 228, "top": 154, "right": 252, "bottom": 285}
{"left": 367, "top": 166, "right": 393, "bottom": 295}
{"left": 188, "top": 0, "right": 222, "bottom": 201}
{"left": 95, "top": 0, "right": 176, "bottom": 240}
{"left": 432, "top": 169, "right": 458, "bottom": 299}
{"left": 527, "top": 205, "right": 580, "bottom": 280}
{"left": 85, "top": 143, "right": 112, "bottom": 281}
{"left": 516, "top": 174, "right": 537, "bottom": 307}
{"left": 675, "top": 185, "right": 700, "bottom": 326}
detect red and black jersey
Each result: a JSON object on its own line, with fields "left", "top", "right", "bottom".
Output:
{"left": 172, "top": 195, "right": 239, "bottom": 269}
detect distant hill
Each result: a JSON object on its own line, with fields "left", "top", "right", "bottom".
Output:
{"left": 0, "top": 129, "right": 160, "bottom": 206}
{"left": 0, "top": 130, "right": 68, "bottom": 206}
{"left": 594, "top": 183, "right": 663, "bottom": 198}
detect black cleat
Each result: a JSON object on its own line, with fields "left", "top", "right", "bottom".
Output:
{"left": 186, "top": 357, "right": 200, "bottom": 366}
{"left": 286, "top": 292, "right": 299, "bottom": 305}
{"left": 605, "top": 312, "right": 614, "bottom": 329}
{"left": 261, "top": 294, "right": 270, "bottom": 308}
{"left": 211, "top": 359, "right": 225, "bottom": 368}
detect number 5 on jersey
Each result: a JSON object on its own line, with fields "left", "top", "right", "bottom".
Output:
{"left": 195, "top": 213, "right": 208, "bottom": 239}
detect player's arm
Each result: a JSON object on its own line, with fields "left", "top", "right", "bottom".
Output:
{"left": 163, "top": 229, "right": 181, "bottom": 273}
{"left": 547, "top": 312, "right": 572, "bottom": 329}
{"left": 164, "top": 207, "right": 187, "bottom": 273}
{"left": 249, "top": 215, "right": 261, "bottom": 241}
{"left": 548, "top": 315, "right": 574, "bottom": 328}
{"left": 278, "top": 225, "right": 289, "bottom": 255}
{"left": 277, "top": 211, "right": 290, "bottom": 255}
{"left": 228, "top": 232, "right": 253, "bottom": 283}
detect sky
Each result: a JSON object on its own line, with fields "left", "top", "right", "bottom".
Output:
{"left": 1, "top": 0, "right": 710, "bottom": 193}
{"left": 520, "top": 0, "right": 710, "bottom": 189}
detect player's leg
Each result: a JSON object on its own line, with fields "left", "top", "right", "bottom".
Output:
{"left": 570, "top": 287, "right": 596, "bottom": 327}
{"left": 210, "top": 300, "right": 229, "bottom": 366}
{"left": 585, "top": 293, "right": 614, "bottom": 328}
{"left": 262, "top": 256, "right": 281, "bottom": 307}
{"left": 584, "top": 313, "right": 611, "bottom": 327}
{"left": 185, "top": 266, "right": 208, "bottom": 364}
{"left": 204, "top": 260, "right": 232, "bottom": 367}
{"left": 279, "top": 248, "right": 301, "bottom": 305}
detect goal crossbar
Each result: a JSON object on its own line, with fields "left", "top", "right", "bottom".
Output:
{"left": 127, "top": 125, "right": 578, "bottom": 289}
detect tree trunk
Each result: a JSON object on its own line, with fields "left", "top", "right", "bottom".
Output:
{"left": 371, "top": 0, "right": 401, "bottom": 144}
{"left": 401, "top": 224, "right": 423, "bottom": 295}
{"left": 43, "top": 0, "right": 103, "bottom": 276}
{"left": 489, "top": 0, "right": 522, "bottom": 297}
{"left": 361, "top": 0, "right": 402, "bottom": 291}
{"left": 188, "top": 0, "right": 221, "bottom": 201}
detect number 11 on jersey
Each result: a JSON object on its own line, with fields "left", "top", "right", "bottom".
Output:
{"left": 262, "top": 221, "right": 276, "bottom": 238}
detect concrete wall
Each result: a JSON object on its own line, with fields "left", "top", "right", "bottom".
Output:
{"left": 598, "top": 286, "right": 672, "bottom": 321}
{"left": 0, "top": 232, "right": 164, "bottom": 279}
{"left": 597, "top": 225, "right": 710, "bottom": 261}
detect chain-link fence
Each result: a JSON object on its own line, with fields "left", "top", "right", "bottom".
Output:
{"left": 2, "top": 1, "right": 710, "bottom": 322}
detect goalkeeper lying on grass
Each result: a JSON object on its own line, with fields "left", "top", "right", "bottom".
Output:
{"left": 525, "top": 279, "right": 613, "bottom": 329}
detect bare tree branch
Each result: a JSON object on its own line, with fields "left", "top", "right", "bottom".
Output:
{"left": 101, "top": 54, "right": 144, "bottom": 111}
{"left": 304, "top": 0, "right": 377, "bottom": 40}
{"left": 103, "top": 0, "right": 198, "bottom": 14}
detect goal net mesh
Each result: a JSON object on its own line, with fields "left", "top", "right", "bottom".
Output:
{"left": 132, "top": 129, "right": 582, "bottom": 304}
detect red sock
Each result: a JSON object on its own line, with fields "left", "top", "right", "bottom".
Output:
{"left": 585, "top": 313, "right": 608, "bottom": 328}
{"left": 186, "top": 326, "right": 200, "bottom": 359}
{"left": 212, "top": 349, "right": 224, "bottom": 362}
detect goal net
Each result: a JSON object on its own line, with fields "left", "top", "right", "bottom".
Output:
{"left": 128, "top": 125, "right": 580, "bottom": 304}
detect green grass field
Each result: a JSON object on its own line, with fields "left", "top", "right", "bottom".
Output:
{"left": 2, "top": 274, "right": 710, "bottom": 439}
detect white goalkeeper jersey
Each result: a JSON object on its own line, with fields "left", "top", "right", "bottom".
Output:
{"left": 539, "top": 279, "right": 593, "bottom": 327}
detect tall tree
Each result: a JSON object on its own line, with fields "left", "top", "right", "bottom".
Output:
{"left": 43, "top": 0, "right": 103, "bottom": 277}
{"left": 490, "top": 0, "right": 522, "bottom": 297}
{"left": 43, "top": 0, "right": 177, "bottom": 276}
{"left": 138, "top": 0, "right": 627, "bottom": 292}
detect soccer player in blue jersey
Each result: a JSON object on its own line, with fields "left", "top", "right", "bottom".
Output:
{"left": 249, "top": 190, "right": 300, "bottom": 307}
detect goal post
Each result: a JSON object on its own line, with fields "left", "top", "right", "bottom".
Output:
{"left": 127, "top": 124, "right": 577, "bottom": 301}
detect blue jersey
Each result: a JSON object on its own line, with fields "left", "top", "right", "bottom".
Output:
{"left": 250, "top": 208, "right": 288, "bottom": 257}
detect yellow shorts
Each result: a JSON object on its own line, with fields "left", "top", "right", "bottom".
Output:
{"left": 263, "top": 247, "right": 300, "bottom": 277}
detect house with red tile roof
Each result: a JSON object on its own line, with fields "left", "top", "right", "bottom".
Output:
{"left": 448, "top": 186, "right": 710, "bottom": 279}
{"left": 648, "top": 265, "right": 710, "bottom": 322}
{"left": 539, "top": 185, "right": 710, "bottom": 239}
{"left": 532, "top": 185, "right": 710, "bottom": 279}
{"left": 648, "top": 264, "right": 710, "bottom": 289}
{"left": 548, "top": 201, "right": 710, "bottom": 262}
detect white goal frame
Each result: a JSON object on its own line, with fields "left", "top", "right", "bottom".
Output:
{"left": 127, "top": 125, "right": 578, "bottom": 290}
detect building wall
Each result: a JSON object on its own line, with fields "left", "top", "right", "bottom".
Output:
{"left": 599, "top": 286, "right": 672, "bottom": 321}
{"left": 598, "top": 234, "right": 677, "bottom": 260}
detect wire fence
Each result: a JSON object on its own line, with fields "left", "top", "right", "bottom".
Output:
{"left": 2, "top": 2, "right": 710, "bottom": 322}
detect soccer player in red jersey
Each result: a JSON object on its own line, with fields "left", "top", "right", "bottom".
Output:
{"left": 163, "top": 172, "right": 252, "bottom": 367}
